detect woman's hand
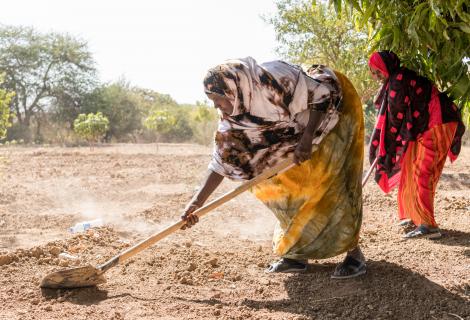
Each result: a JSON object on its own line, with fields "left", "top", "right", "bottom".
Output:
{"left": 179, "top": 169, "right": 225, "bottom": 230}
{"left": 181, "top": 202, "right": 201, "bottom": 230}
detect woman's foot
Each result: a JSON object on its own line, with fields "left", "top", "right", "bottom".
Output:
{"left": 265, "top": 258, "right": 308, "bottom": 273}
{"left": 403, "top": 224, "right": 442, "bottom": 239}
{"left": 397, "top": 219, "right": 415, "bottom": 228}
{"left": 331, "top": 247, "right": 366, "bottom": 279}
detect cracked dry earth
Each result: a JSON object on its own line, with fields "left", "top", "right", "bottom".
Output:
{"left": 0, "top": 143, "right": 468, "bottom": 320}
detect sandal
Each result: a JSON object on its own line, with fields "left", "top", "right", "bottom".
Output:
{"left": 397, "top": 219, "right": 415, "bottom": 228}
{"left": 331, "top": 256, "right": 366, "bottom": 279}
{"left": 403, "top": 225, "right": 442, "bottom": 240}
{"left": 265, "top": 258, "right": 307, "bottom": 273}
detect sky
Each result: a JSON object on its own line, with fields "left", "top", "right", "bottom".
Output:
{"left": 0, "top": 0, "right": 280, "bottom": 104}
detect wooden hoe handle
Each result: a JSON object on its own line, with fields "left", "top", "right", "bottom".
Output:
{"left": 100, "top": 155, "right": 378, "bottom": 273}
{"left": 98, "top": 158, "right": 295, "bottom": 272}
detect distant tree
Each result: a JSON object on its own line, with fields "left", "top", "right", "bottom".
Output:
{"left": 82, "top": 80, "right": 142, "bottom": 141}
{"left": 144, "top": 109, "right": 177, "bottom": 149}
{"left": 268, "top": 0, "right": 378, "bottom": 102}
{"left": 0, "top": 76, "right": 14, "bottom": 140}
{"left": 330, "top": 0, "right": 470, "bottom": 112}
{"left": 191, "top": 102, "right": 218, "bottom": 145}
{"left": 0, "top": 25, "right": 97, "bottom": 141}
{"left": 73, "top": 112, "right": 109, "bottom": 148}
{"left": 131, "top": 87, "right": 178, "bottom": 113}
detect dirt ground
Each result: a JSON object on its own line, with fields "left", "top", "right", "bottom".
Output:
{"left": 0, "top": 143, "right": 468, "bottom": 320}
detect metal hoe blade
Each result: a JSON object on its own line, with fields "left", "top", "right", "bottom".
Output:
{"left": 40, "top": 265, "right": 106, "bottom": 289}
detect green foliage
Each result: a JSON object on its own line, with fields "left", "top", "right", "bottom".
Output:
{"left": 268, "top": 0, "right": 379, "bottom": 102}
{"left": 144, "top": 109, "right": 177, "bottom": 136}
{"left": 330, "top": 0, "right": 470, "bottom": 110}
{"left": 0, "top": 25, "right": 97, "bottom": 141}
{"left": 73, "top": 112, "right": 109, "bottom": 145}
{"left": 190, "top": 102, "right": 218, "bottom": 145}
{"left": 82, "top": 80, "right": 143, "bottom": 141}
{"left": 82, "top": 80, "right": 180, "bottom": 141}
{"left": 0, "top": 76, "right": 14, "bottom": 140}
{"left": 0, "top": 25, "right": 220, "bottom": 145}
{"left": 362, "top": 101, "right": 377, "bottom": 140}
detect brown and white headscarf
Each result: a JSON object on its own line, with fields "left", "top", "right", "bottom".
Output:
{"left": 204, "top": 57, "right": 342, "bottom": 180}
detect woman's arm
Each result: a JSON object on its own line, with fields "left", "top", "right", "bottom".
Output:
{"left": 294, "top": 108, "right": 324, "bottom": 164}
{"left": 181, "top": 169, "right": 224, "bottom": 229}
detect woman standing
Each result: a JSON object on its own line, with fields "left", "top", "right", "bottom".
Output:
{"left": 181, "top": 57, "right": 367, "bottom": 278}
{"left": 368, "top": 51, "right": 465, "bottom": 239}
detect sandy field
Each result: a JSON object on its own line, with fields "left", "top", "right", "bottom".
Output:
{"left": 0, "top": 143, "right": 468, "bottom": 320}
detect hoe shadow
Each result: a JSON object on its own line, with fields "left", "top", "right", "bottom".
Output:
{"left": 240, "top": 260, "right": 470, "bottom": 319}
{"left": 41, "top": 286, "right": 159, "bottom": 305}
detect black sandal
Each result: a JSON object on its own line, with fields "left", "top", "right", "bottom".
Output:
{"left": 331, "top": 256, "right": 366, "bottom": 279}
{"left": 265, "top": 258, "right": 308, "bottom": 273}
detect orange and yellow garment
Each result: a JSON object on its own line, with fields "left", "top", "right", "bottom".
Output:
{"left": 252, "top": 72, "right": 364, "bottom": 259}
{"left": 398, "top": 122, "right": 458, "bottom": 228}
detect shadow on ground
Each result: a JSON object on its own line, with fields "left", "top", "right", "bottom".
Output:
{"left": 436, "top": 229, "right": 470, "bottom": 248}
{"left": 41, "top": 286, "right": 160, "bottom": 305}
{"left": 241, "top": 260, "right": 470, "bottom": 320}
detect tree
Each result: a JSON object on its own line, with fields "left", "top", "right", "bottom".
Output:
{"left": 82, "top": 80, "right": 143, "bottom": 141}
{"left": 144, "top": 109, "right": 177, "bottom": 149}
{"left": 0, "top": 76, "right": 14, "bottom": 140}
{"left": 330, "top": 0, "right": 470, "bottom": 112}
{"left": 191, "top": 102, "right": 218, "bottom": 145}
{"left": 73, "top": 112, "right": 109, "bottom": 148}
{"left": 268, "top": 0, "right": 379, "bottom": 102}
{"left": 0, "top": 25, "right": 97, "bottom": 141}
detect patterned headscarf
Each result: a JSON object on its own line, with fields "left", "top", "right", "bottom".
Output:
{"left": 203, "top": 59, "right": 258, "bottom": 116}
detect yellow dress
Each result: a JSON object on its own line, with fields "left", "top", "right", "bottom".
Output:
{"left": 252, "top": 71, "right": 364, "bottom": 260}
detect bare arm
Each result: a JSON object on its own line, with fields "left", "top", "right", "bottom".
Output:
{"left": 293, "top": 108, "right": 324, "bottom": 164}
{"left": 181, "top": 169, "right": 224, "bottom": 229}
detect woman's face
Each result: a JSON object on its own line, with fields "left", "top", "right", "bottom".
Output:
{"left": 369, "top": 66, "right": 387, "bottom": 82}
{"left": 206, "top": 93, "right": 234, "bottom": 116}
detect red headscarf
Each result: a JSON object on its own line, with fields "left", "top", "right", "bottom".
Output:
{"left": 368, "top": 52, "right": 389, "bottom": 77}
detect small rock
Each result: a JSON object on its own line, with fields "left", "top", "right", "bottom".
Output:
{"left": 211, "top": 292, "right": 221, "bottom": 299}
{"left": 209, "top": 272, "right": 224, "bottom": 280}
{"left": 30, "top": 247, "right": 43, "bottom": 258}
{"left": 180, "top": 277, "right": 193, "bottom": 285}
{"left": 48, "top": 246, "right": 61, "bottom": 256}
{"left": 58, "top": 260, "right": 69, "bottom": 267}
{"left": 0, "top": 254, "right": 13, "bottom": 266}
{"left": 213, "top": 310, "right": 221, "bottom": 316}
{"left": 187, "top": 262, "right": 197, "bottom": 272}
{"left": 367, "top": 304, "right": 374, "bottom": 310}
{"left": 184, "top": 241, "right": 192, "bottom": 248}
{"left": 206, "top": 258, "right": 218, "bottom": 267}
{"left": 43, "top": 305, "right": 53, "bottom": 311}
{"left": 31, "top": 298, "right": 40, "bottom": 305}
{"left": 232, "top": 274, "right": 242, "bottom": 282}
{"left": 38, "top": 257, "right": 52, "bottom": 264}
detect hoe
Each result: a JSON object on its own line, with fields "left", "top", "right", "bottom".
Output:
{"left": 41, "top": 157, "right": 378, "bottom": 289}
